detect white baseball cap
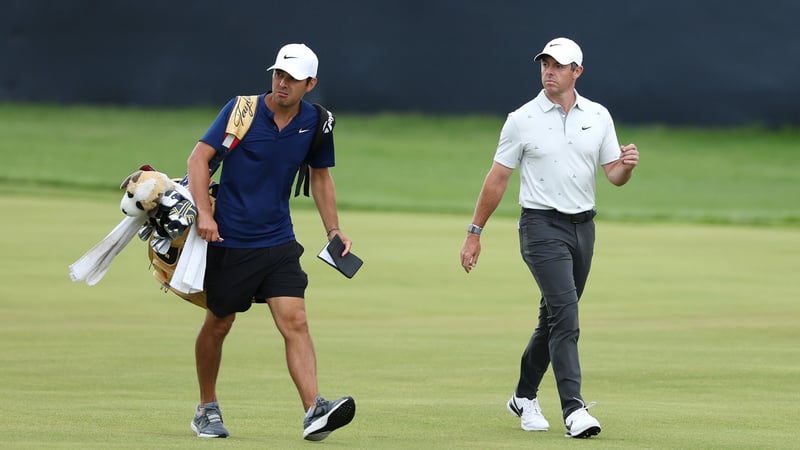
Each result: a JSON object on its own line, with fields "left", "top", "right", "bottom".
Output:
{"left": 267, "top": 43, "right": 318, "bottom": 79}
{"left": 534, "top": 37, "right": 583, "bottom": 66}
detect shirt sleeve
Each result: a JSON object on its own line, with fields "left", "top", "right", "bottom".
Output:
{"left": 598, "top": 108, "right": 621, "bottom": 165}
{"left": 493, "top": 113, "right": 523, "bottom": 169}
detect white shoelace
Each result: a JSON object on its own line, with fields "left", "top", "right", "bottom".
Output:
{"left": 573, "top": 397, "right": 597, "bottom": 411}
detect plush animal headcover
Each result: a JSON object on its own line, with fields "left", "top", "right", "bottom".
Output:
{"left": 120, "top": 170, "right": 173, "bottom": 218}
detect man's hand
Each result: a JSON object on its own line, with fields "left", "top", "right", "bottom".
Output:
{"left": 460, "top": 235, "right": 481, "bottom": 273}
{"left": 620, "top": 143, "right": 639, "bottom": 167}
{"left": 196, "top": 214, "right": 223, "bottom": 243}
{"left": 328, "top": 230, "right": 351, "bottom": 256}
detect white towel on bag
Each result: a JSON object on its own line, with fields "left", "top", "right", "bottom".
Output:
{"left": 68, "top": 215, "right": 143, "bottom": 285}
{"left": 169, "top": 183, "right": 207, "bottom": 294}
{"left": 69, "top": 180, "right": 207, "bottom": 293}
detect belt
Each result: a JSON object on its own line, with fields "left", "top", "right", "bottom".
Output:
{"left": 523, "top": 208, "right": 596, "bottom": 224}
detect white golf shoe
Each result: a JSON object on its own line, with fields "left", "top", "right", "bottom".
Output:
{"left": 564, "top": 400, "right": 601, "bottom": 438}
{"left": 507, "top": 395, "right": 549, "bottom": 431}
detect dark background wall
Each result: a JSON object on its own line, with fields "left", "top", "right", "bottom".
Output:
{"left": 3, "top": 0, "right": 799, "bottom": 126}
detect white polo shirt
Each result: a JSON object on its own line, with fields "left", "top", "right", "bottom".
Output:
{"left": 494, "top": 89, "right": 621, "bottom": 214}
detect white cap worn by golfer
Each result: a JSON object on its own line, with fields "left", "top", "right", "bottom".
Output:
{"left": 267, "top": 43, "right": 319, "bottom": 80}
{"left": 534, "top": 37, "right": 583, "bottom": 66}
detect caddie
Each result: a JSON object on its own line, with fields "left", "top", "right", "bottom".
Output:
{"left": 184, "top": 42, "right": 356, "bottom": 441}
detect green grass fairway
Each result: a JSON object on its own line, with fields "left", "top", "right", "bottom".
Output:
{"left": 2, "top": 193, "right": 798, "bottom": 449}
{"left": 1, "top": 103, "right": 798, "bottom": 225}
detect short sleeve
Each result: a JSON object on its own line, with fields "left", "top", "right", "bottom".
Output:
{"left": 493, "top": 113, "right": 523, "bottom": 169}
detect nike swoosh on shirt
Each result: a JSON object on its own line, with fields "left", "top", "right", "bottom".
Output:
{"left": 581, "top": 126, "right": 592, "bottom": 130}
{"left": 298, "top": 128, "right": 312, "bottom": 134}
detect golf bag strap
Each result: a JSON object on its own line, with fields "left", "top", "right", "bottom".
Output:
{"left": 294, "top": 103, "right": 335, "bottom": 197}
{"left": 206, "top": 95, "right": 259, "bottom": 177}
{"left": 225, "top": 95, "right": 258, "bottom": 147}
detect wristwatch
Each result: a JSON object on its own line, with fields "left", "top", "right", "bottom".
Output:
{"left": 467, "top": 224, "right": 483, "bottom": 235}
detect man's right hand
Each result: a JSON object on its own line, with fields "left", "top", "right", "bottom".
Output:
{"left": 460, "top": 234, "right": 481, "bottom": 273}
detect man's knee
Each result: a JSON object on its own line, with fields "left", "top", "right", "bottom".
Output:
{"left": 203, "top": 311, "right": 236, "bottom": 338}
{"left": 545, "top": 294, "right": 579, "bottom": 328}
{"left": 267, "top": 297, "right": 309, "bottom": 336}
{"left": 280, "top": 309, "right": 309, "bottom": 336}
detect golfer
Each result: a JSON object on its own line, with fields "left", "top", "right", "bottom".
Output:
{"left": 459, "top": 37, "right": 639, "bottom": 438}
{"left": 186, "top": 43, "right": 355, "bottom": 441}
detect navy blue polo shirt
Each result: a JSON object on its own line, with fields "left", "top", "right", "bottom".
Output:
{"left": 199, "top": 93, "right": 335, "bottom": 248}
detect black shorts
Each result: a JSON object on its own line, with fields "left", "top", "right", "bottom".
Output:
{"left": 204, "top": 240, "right": 308, "bottom": 317}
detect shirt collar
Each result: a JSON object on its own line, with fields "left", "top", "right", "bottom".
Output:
{"left": 534, "top": 89, "right": 585, "bottom": 112}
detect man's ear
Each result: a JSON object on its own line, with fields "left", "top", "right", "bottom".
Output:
{"left": 305, "top": 77, "right": 318, "bottom": 93}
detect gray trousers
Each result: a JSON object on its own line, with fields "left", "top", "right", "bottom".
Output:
{"left": 515, "top": 208, "right": 596, "bottom": 419}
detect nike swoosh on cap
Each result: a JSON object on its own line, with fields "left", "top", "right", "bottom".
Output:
{"left": 283, "top": 55, "right": 298, "bottom": 59}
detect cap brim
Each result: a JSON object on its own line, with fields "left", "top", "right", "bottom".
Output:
{"left": 266, "top": 63, "right": 309, "bottom": 80}
{"left": 533, "top": 52, "right": 576, "bottom": 65}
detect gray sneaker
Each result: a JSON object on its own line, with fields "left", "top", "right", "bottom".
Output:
{"left": 302, "top": 396, "right": 356, "bottom": 441}
{"left": 190, "top": 402, "right": 230, "bottom": 438}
